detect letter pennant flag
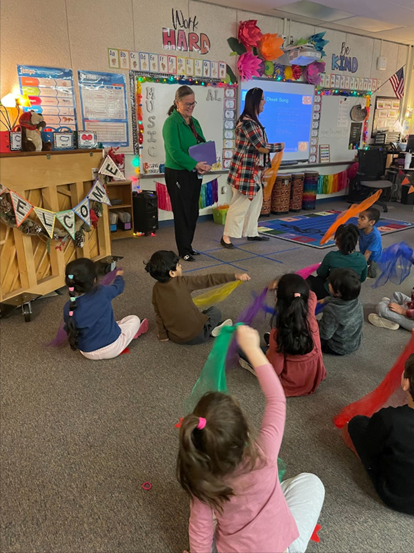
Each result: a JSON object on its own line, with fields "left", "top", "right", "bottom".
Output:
{"left": 10, "top": 191, "right": 34, "bottom": 227}
{"left": 88, "top": 179, "right": 111, "bottom": 205}
{"left": 56, "top": 210, "right": 76, "bottom": 239}
{"left": 34, "top": 207, "right": 56, "bottom": 239}
{"left": 99, "top": 155, "right": 125, "bottom": 181}
{"left": 73, "top": 197, "right": 91, "bottom": 226}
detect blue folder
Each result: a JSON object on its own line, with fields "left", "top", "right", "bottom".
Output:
{"left": 189, "top": 141, "right": 217, "bottom": 166}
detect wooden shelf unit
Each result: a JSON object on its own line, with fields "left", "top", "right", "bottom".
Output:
{"left": 106, "top": 180, "right": 134, "bottom": 240}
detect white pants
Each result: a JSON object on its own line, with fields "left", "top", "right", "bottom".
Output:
{"left": 377, "top": 293, "right": 414, "bottom": 331}
{"left": 283, "top": 473, "right": 325, "bottom": 553}
{"left": 80, "top": 315, "right": 141, "bottom": 360}
{"left": 223, "top": 186, "right": 263, "bottom": 239}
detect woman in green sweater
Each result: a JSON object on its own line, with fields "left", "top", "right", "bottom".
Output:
{"left": 162, "top": 86, "right": 211, "bottom": 262}
{"left": 307, "top": 223, "right": 367, "bottom": 299}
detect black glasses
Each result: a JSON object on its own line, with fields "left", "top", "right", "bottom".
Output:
{"left": 183, "top": 101, "right": 197, "bottom": 108}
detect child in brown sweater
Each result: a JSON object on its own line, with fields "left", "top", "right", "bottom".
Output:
{"left": 145, "top": 250, "right": 250, "bottom": 344}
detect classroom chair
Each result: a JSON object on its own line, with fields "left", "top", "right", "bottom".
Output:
{"left": 348, "top": 148, "right": 393, "bottom": 212}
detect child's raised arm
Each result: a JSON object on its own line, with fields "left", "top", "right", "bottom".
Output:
{"left": 237, "top": 326, "right": 286, "bottom": 460}
{"left": 103, "top": 272, "right": 125, "bottom": 301}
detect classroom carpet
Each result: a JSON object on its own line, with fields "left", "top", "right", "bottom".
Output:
{"left": 258, "top": 210, "right": 414, "bottom": 248}
{"left": 1, "top": 200, "right": 414, "bottom": 553}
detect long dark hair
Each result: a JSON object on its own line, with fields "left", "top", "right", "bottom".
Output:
{"left": 65, "top": 258, "right": 97, "bottom": 350}
{"left": 167, "top": 85, "right": 194, "bottom": 115}
{"left": 177, "top": 392, "right": 259, "bottom": 512}
{"left": 271, "top": 274, "right": 313, "bottom": 356}
{"left": 335, "top": 224, "right": 359, "bottom": 255}
{"left": 237, "top": 87, "right": 263, "bottom": 128}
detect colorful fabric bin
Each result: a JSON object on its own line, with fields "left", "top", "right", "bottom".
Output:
{"left": 289, "top": 173, "right": 304, "bottom": 212}
{"left": 213, "top": 204, "right": 229, "bottom": 225}
{"left": 271, "top": 174, "right": 291, "bottom": 214}
{"left": 302, "top": 171, "right": 319, "bottom": 210}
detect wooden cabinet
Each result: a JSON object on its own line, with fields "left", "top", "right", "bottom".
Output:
{"left": 0, "top": 150, "right": 111, "bottom": 301}
{"left": 105, "top": 180, "right": 134, "bottom": 240}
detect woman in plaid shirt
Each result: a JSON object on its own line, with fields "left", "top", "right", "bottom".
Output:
{"left": 221, "top": 88, "right": 284, "bottom": 249}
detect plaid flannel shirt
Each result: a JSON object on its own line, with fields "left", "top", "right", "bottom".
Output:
{"left": 227, "top": 116, "right": 284, "bottom": 200}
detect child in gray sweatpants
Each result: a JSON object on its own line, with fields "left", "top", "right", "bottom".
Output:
{"left": 369, "top": 287, "right": 414, "bottom": 331}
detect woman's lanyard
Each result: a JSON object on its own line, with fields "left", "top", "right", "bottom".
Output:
{"left": 189, "top": 119, "right": 205, "bottom": 144}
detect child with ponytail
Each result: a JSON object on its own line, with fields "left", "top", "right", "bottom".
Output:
{"left": 63, "top": 258, "right": 147, "bottom": 360}
{"left": 255, "top": 273, "right": 326, "bottom": 397}
{"left": 177, "top": 325, "right": 325, "bottom": 553}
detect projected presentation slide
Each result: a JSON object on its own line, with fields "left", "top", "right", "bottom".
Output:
{"left": 240, "top": 80, "right": 315, "bottom": 162}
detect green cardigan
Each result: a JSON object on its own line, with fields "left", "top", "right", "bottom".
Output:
{"left": 162, "top": 109, "right": 206, "bottom": 171}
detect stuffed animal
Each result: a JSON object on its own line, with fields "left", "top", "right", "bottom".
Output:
{"left": 19, "top": 111, "right": 51, "bottom": 152}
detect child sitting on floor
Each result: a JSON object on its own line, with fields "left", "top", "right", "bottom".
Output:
{"left": 318, "top": 268, "right": 363, "bottom": 355}
{"left": 307, "top": 223, "right": 367, "bottom": 299}
{"left": 240, "top": 273, "right": 326, "bottom": 397}
{"left": 369, "top": 285, "right": 414, "bottom": 332}
{"left": 177, "top": 325, "right": 325, "bottom": 553}
{"left": 357, "top": 207, "right": 382, "bottom": 278}
{"left": 145, "top": 250, "right": 250, "bottom": 344}
{"left": 63, "top": 258, "right": 147, "bottom": 360}
{"left": 342, "top": 353, "right": 414, "bottom": 515}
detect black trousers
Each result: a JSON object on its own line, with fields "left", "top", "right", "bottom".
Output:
{"left": 306, "top": 275, "right": 330, "bottom": 300}
{"left": 165, "top": 168, "right": 201, "bottom": 257}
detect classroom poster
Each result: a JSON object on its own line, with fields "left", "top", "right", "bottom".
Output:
{"left": 17, "top": 65, "right": 77, "bottom": 131}
{"left": 78, "top": 70, "right": 129, "bottom": 147}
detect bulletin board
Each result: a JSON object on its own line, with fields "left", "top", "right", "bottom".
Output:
{"left": 372, "top": 97, "right": 401, "bottom": 134}
{"left": 318, "top": 95, "right": 366, "bottom": 162}
{"left": 130, "top": 72, "right": 237, "bottom": 171}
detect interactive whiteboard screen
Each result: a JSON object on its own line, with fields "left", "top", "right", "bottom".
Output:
{"left": 239, "top": 80, "right": 315, "bottom": 162}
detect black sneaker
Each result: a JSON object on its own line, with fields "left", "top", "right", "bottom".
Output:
{"left": 264, "top": 332, "right": 270, "bottom": 346}
{"left": 182, "top": 254, "right": 195, "bottom": 262}
{"left": 247, "top": 236, "right": 270, "bottom": 241}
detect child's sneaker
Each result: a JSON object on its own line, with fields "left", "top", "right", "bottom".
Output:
{"left": 239, "top": 357, "right": 257, "bottom": 377}
{"left": 211, "top": 319, "right": 232, "bottom": 337}
{"left": 264, "top": 332, "right": 270, "bottom": 346}
{"left": 134, "top": 318, "right": 149, "bottom": 338}
{"left": 368, "top": 313, "right": 399, "bottom": 330}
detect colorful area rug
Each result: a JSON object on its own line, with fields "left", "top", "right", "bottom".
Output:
{"left": 258, "top": 210, "right": 414, "bottom": 249}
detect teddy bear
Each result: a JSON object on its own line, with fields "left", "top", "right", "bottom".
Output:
{"left": 19, "top": 110, "right": 52, "bottom": 152}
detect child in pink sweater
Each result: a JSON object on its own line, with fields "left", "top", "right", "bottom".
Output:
{"left": 177, "top": 325, "right": 325, "bottom": 553}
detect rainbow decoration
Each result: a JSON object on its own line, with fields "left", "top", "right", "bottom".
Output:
{"left": 317, "top": 170, "right": 348, "bottom": 195}
{"left": 156, "top": 179, "right": 218, "bottom": 211}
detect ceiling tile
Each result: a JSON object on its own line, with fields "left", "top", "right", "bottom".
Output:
{"left": 329, "top": 16, "right": 402, "bottom": 32}
{"left": 276, "top": 1, "right": 353, "bottom": 21}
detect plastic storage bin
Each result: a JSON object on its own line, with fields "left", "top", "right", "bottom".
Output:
{"left": 212, "top": 204, "right": 229, "bottom": 225}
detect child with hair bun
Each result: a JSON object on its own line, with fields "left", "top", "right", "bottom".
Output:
{"left": 63, "top": 258, "right": 147, "bottom": 360}
{"left": 177, "top": 325, "right": 325, "bottom": 553}
{"left": 240, "top": 273, "right": 326, "bottom": 397}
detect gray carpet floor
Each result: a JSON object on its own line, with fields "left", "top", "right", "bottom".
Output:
{"left": 1, "top": 198, "right": 414, "bottom": 553}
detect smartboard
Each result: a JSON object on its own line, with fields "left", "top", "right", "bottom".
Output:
{"left": 318, "top": 95, "right": 365, "bottom": 162}
{"left": 240, "top": 79, "right": 315, "bottom": 162}
{"left": 137, "top": 81, "right": 226, "bottom": 168}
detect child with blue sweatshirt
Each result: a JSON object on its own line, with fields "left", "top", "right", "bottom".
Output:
{"left": 357, "top": 207, "right": 383, "bottom": 278}
{"left": 63, "top": 258, "right": 147, "bottom": 360}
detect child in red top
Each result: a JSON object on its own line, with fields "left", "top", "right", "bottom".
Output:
{"left": 265, "top": 274, "right": 326, "bottom": 397}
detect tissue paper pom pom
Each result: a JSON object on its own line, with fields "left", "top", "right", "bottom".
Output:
{"left": 257, "top": 60, "right": 265, "bottom": 77}
{"left": 284, "top": 66, "right": 293, "bottom": 80}
{"left": 264, "top": 61, "right": 274, "bottom": 76}
{"left": 292, "top": 65, "right": 302, "bottom": 80}
{"left": 258, "top": 33, "right": 284, "bottom": 61}
{"left": 273, "top": 63, "right": 284, "bottom": 79}
{"left": 237, "top": 52, "right": 262, "bottom": 81}
{"left": 304, "top": 60, "right": 326, "bottom": 86}
{"left": 238, "top": 20, "right": 263, "bottom": 50}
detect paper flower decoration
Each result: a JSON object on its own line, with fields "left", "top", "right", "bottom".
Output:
{"left": 308, "top": 32, "right": 329, "bottom": 58}
{"left": 284, "top": 66, "right": 293, "bottom": 80}
{"left": 258, "top": 33, "right": 284, "bottom": 61}
{"left": 264, "top": 61, "right": 274, "bottom": 76}
{"left": 304, "top": 61, "right": 326, "bottom": 86}
{"left": 257, "top": 60, "right": 265, "bottom": 77}
{"left": 292, "top": 65, "right": 302, "bottom": 80}
{"left": 237, "top": 51, "right": 262, "bottom": 81}
{"left": 238, "top": 20, "right": 263, "bottom": 50}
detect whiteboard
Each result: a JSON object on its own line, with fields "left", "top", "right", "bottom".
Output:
{"left": 138, "top": 82, "right": 226, "bottom": 167}
{"left": 318, "top": 96, "right": 365, "bottom": 162}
